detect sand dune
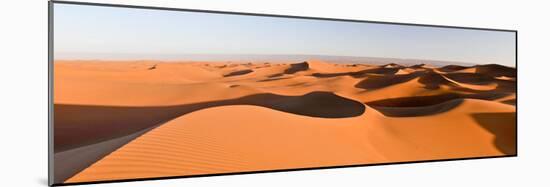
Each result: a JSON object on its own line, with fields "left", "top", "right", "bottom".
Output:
{"left": 363, "top": 99, "right": 515, "bottom": 161}
{"left": 65, "top": 105, "right": 379, "bottom": 182}
{"left": 66, "top": 99, "right": 514, "bottom": 182}
{"left": 55, "top": 91, "right": 366, "bottom": 152}
{"left": 54, "top": 59, "right": 516, "bottom": 183}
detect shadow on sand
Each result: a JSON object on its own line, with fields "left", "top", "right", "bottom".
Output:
{"left": 223, "top": 69, "right": 253, "bottom": 77}
{"left": 312, "top": 67, "right": 399, "bottom": 78}
{"left": 471, "top": 112, "right": 517, "bottom": 155}
{"left": 365, "top": 93, "right": 512, "bottom": 117}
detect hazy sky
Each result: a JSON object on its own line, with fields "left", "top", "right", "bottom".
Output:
{"left": 54, "top": 3, "right": 516, "bottom": 66}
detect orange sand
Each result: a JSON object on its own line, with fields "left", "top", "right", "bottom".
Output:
{"left": 53, "top": 59, "right": 516, "bottom": 183}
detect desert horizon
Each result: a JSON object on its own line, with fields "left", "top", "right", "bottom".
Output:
{"left": 53, "top": 58, "right": 516, "bottom": 183}
{"left": 53, "top": 53, "right": 508, "bottom": 68}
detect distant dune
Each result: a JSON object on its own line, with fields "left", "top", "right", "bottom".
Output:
{"left": 54, "top": 59, "right": 516, "bottom": 183}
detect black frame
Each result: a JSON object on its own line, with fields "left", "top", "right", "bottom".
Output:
{"left": 48, "top": 0, "right": 518, "bottom": 186}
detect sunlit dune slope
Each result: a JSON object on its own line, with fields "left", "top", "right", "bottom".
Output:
{"left": 66, "top": 98, "right": 515, "bottom": 182}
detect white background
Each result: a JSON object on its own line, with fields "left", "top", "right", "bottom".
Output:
{"left": 0, "top": 0, "right": 548, "bottom": 186}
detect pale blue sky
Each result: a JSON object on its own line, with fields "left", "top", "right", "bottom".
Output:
{"left": 54, "top": 3, "right": 516, "bottom": 66}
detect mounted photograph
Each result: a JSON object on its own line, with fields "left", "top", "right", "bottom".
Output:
{"left": 49, "top": 1, "right": 517, "bottom": 185}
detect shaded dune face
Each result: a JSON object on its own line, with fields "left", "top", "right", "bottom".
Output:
{"left": 418, "top": 71, "right": 460, "bottom": 89}
{"left": 54, "top": 60, "right": 516, "bottom": 183}
{"left": 354, "top": 72, "right": 421, "bottom": 90}
{"left": 257, "top": 77, "right": 291, "bottom": 82}
{"left": 312, "top": 67, "right": 399, "bottom": 78}
{"left": 368, "top": 99, "right": 464, "bottom": 117}
{"left": 475, "top": 64, "right": 517, "bottom": 77}
{"left": 444, "top": 72, "right": 494, "bottom": 84}
{"left": 471, "top": 112, "right": 516, "bottom": 155}
{"left": 408, "top": 63, "right": 426, "bottom": 69}
{"left": 53, "top": 125, "right": 158, "bottom": 184}
{"left": 365, "top": 92, "right": 512, "bottom": 117}
{"left": 284, "top": 61, "right": 310, "bottom": 74}
{"left": 223, "top": 69, "right": 253, "bottom": 77}
{"left": 438, "top": 65, "right": 470, "bottom": 72}
{"left": 366, "top": 94, "right": 466, "bottom": 117}
{"left": 381, "top": 63, "right": 404, "bottom": 68}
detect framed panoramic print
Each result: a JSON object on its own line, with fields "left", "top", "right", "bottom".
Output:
{"left": 49, "top": 0, "right": 517, "bottom": 185}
